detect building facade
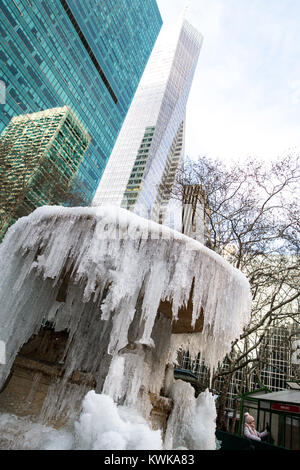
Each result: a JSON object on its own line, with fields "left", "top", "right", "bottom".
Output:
{"left": 178, "top": 321, "right": 300, "bottom": 415}
{"left": 0, "top": 106, "right": 90, "bottom": 237}
{"left": 181, "top": 184, "right": 206, "bottom": 243}
{"left": 92, "top": 19, "right": 203, "bottom": 221}
{"left": 0, "top": 0, "right": 162, "bottom": 203}
{"left": 155, "top": 119, "right": 185, "bottom": 224}
{"left": 258, "top": 323, "right": 300, "bottom": 392}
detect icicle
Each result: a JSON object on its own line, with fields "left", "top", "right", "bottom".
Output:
{"left": 164, "top": 380, "right": 217, "bottom": 450}
{"left": 0, "top": 205, "right": 251, "bottom": 450}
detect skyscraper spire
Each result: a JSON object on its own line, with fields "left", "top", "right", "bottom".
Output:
{"left": 183, "top": 0, "right": 191, "bottom": 18}
{"left": 176, "top": 0, "right": 191, "bottom": 29}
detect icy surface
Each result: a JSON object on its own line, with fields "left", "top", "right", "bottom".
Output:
{"left": 0, "top": 391, "right": 162, "bottom": 450}
{"left": 0, "top": 387, "right": 217, "bottom": 450}
{"left": 0, "top": 412, "right": 74, "bottom": 450}
{"left": 164, "top": 381, "right": 217, "bottom": 450}
{"left": 74, "top": 391, "right": 163, "bottom": 450}
{"left": 0, "top": 205, "right": 251, "bottom": 384}
{"left": 0, "top": 205, "right": 251, "bottom": 449}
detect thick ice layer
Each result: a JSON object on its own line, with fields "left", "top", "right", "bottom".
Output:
{"left": 0, "top": 413, "right": 74, "bottom": 450}
{"left": 0, "top": 391, "right": 162, "bottom": 450}
{"left": 0, "top": 206, "right": 252, "bottom": 449}
{"left": 0, "top": 205, "right": 251, "bottom": 394}
{"left": 0, "top": 387, "right": 217, "bottom": 450}
{"left": 74, "top": 391, "right": 163, "bottom": 450}
{"left": 164, "top": 381, "right": 217, "bottom": 450}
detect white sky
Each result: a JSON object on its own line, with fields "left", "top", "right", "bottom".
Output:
{"left": 156, "top": 0, "right": 300, "bottom": 163}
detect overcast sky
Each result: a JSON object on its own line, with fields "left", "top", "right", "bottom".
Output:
{"left": 156, "top": 0, "right": 300, "bottom": 163}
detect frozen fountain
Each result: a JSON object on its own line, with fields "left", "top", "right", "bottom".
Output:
{"left": 0, "top": 206, "right": 251, "bottom": 449}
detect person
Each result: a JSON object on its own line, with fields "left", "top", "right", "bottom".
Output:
{"left": 243, "top": 412, "right": 269, "bottom": 441}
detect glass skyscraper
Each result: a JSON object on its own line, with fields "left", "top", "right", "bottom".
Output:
{"left": 92, "top": 18, "right": 203, "bottom": 221}
{"left": 0, "top": 106, "right": 90, "bottom": 237}
{"left": 0, "top": 0, "right": 162, "bottom": 203}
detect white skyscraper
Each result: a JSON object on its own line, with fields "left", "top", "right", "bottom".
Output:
{"left": 92, "top": 18, "right": 203, "bottom": 221}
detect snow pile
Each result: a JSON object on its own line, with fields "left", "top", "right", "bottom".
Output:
{"left": 164, "top": 381, "right": 217, "bottom": 450}
{"left": 74, "top": 391, "right": 163, "bottom": 450}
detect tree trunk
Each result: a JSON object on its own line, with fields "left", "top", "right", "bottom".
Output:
{"left": 216, "top": 372, "right": 231, "bottom": 430}
{"left": 229, "top": 399, "right": 239, "bottom": 434}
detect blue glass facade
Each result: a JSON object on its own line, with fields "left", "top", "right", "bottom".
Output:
{"left": 0, "top": 0, "right": 162, "bottom": 202}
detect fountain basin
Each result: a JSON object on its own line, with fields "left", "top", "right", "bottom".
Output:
{"left": 0, "top": 206, "right": 251, "bottom": 431}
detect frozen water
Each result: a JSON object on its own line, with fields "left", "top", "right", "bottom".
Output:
{"left": 0, "top": 387, "right": 216, "bottom": 450}
{"left": 0, "top": 391, "right": 162, "bottom": 450}
{"left": 74, "top": 391, "right": 163, "bottom": 450}
{"left": 0, "top": 205, "right": 251, "bottom": 384}
{"left": 164, "top": 381, "right": 217, "bottom": 450}
{"left": 0, "top": 412, "right": 73, "bottom": 450}
{"left": 0, "top": 205, "right": 251, "bottom": 449}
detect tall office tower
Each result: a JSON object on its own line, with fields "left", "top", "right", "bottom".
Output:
{"left": 155, "top": 119, "right": 185, "bottom": 224}
{"left": 178, "top": 321, "right": 300, "bottom": 417}
{"left": 181, "top": 184, "right": 206, "bottom": 243}
{"left": 92, "top": 19, "right": 203, "bottom": 221}
{"left": 0, "top": 1, "right": 162, "bottom": 203}
{"left": 0, "top": 106, "right": 90, "bottom": 237}
{"left": 258, "top": 323, "right": 300, "bottom": 392}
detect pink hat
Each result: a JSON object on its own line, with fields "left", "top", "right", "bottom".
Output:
{"left": 244, "top": 412, "right": 254, "bottom": 424}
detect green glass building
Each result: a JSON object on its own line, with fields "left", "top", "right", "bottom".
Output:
{"left": 0, "top": 0, "right": 162, "bottom": 203}
{"left": 0, "top": 106, "right": 90, "bottom": 237}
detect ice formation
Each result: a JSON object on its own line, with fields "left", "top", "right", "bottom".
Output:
{"left": 0, "top": 387, "right": 219, "bottom": 450}
{"left": 164, "top": 381, "right": 217, "bottom": 450}
{"left": 0, "top": 413, "right": 74, "bottom": 450}
{"left": 0, "top": 386, "right": 218, "bottom": 450}
{"left": 0, "top": 205, "right": 251, "bottom": 449}
{"left": 74, "top": 391, "right": 163, "bottom": 450}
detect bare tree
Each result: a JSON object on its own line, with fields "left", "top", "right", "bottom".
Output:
{"left": 170, "top": 154, "right": 300, "bottom": 429}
